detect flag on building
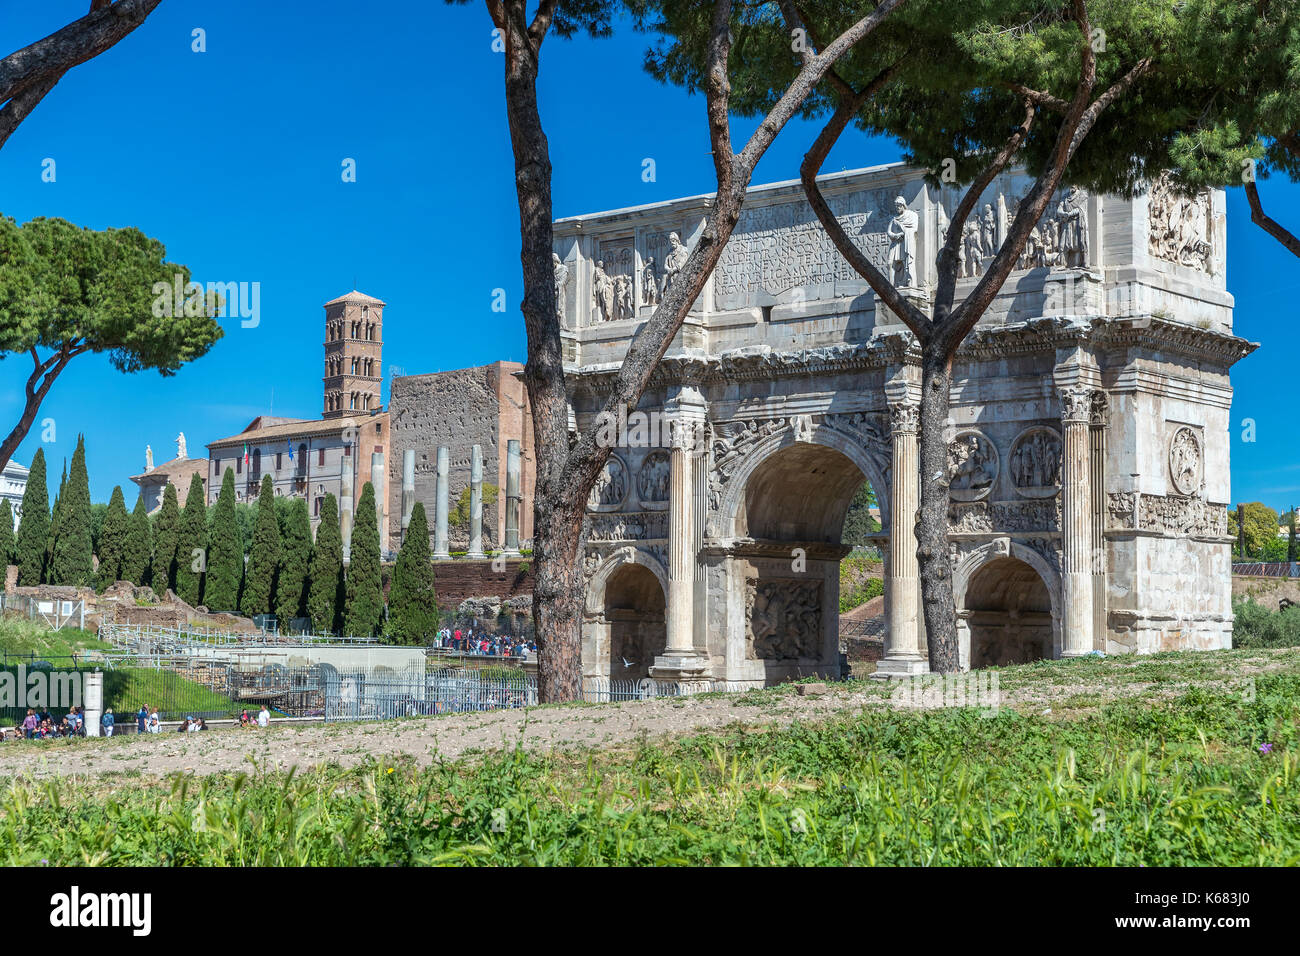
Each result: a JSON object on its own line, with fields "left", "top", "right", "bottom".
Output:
{"left": 243, "top": 443, "right": 249, "bottom": 467}
{"left": 287, "top": 440, "right": 294, "bottom": 462}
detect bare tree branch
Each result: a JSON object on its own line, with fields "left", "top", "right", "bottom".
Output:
{"left": 0, "top": 73, "right": 59, "bottom": 150}
{"left": 1246, "top": 179, "right": 1300, "bottom": 258}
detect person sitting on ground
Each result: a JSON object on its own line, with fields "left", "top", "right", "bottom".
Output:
{"left": 186, "top": 715, "right": 200, "bottom": 733}
{"left": 239, "top": 709, "right": 251, "bottom": 728}
{"left": 69, "top": 706, "right": 84, "bottom": 736}
{"left": 176, "top": 717, "right": 190, "bottom": 733}
{"left": 196, "top": 718, "right": 208, "bottom": 731}
{"left": 136, "top": 705, "right": 148, "bottom": 735}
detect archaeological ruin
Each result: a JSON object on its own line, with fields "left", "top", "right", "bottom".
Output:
{"left": 555, "top": 163, "right": 1254, "bottom": 685}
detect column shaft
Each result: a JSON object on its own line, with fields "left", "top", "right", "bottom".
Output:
{"left": 880, "top": 401, "right": 924, "bottom": 672}
{"left": 1060, "top": 387, "right": 1094, "bottom": 656}
{"left": 504, "top": 439, "right": 521, "bottom": 555}
{"left": 433, "top": 446, "right": 450, "bottom": 559}
{"left": 468, "top": 444, "right": 485, "bottom": 558}
{"left": 666, "top": 438, "right": 693, "bottom": 652}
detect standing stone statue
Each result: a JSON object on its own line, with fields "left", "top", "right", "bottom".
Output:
{"left": 660, "top": 233, "right": 689, "bottom": 299}
{"left": 1056, "top": 186, "right": 1089, "bottom": 268}
{"left": 145, "top": 445, "right": 154, "bottom": 471}
{"left": 642, "top": 257, "right": 658, "bottom": 307}
{"left": 176, "top": 432, "right": 187, "bottom": 459}
{"left": 887, "top": 196, "right": 919, "bottom": 288}
{"left": 592, "top": 260, "right": 614, "bottom": 323}
{"left": 552, "top": 253, "right": 568, "bottom": 321}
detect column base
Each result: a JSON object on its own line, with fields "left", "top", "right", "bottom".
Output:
{"left": 466, "top": 550, "right": 486, "bottom": 560}
{"left": 649, "top": 649, "right": 712, "bottom": 685}
{"left": 500, "top": 549, "right": 521, "bottom": 558}
{"left": 871, "top": 656, "right": 930, "bottom": 679}
{"left": 433, "top": 551, "right": 451, "bottom": 561}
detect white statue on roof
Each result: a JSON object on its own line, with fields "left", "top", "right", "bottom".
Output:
{"left": 145, "top": 445, "right": 154, "bottom": 471}
{"left": 177, "top": 432, "right": 187, "bottom": 459}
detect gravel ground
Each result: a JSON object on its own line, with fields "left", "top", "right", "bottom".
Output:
{"left": 0, "top": 647, "right": 1292, "bottom": 781}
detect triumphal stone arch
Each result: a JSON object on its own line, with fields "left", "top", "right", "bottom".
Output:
{"left": 555, "top": 164, "right": 1254, "bottom": 685}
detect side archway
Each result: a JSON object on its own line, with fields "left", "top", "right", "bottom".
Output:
{"left": 582, "top": 547, "right": 670, "bottom": 680}
{"left": 953, "top": 541, "right": 1062, "bottom": 668}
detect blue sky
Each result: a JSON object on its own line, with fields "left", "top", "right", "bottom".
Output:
{"left": 1, "top": 0, "right": 1296, "bottom": 513}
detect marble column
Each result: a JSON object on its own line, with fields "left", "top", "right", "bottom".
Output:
{"left": 400, "top": 449, "right": 415, "bottom": 544}
{"left": 433, "top": 446, "right": 450, "bottom": 560}
{"left": 503, "top": 439, "right": 521, "bottom": 556}
{"left": 370, "top": 452, "right": 385, "bottom": 554}
{"left": 876, "top": 399, "right": 927, "bottom": 676}
{"left": 1060, "top": 386, "right": 1094, "bottom": 656}
{"left": 651, "top": 422, "right": 710, "bottom": 683}
{"left": 467, "top": 444, "right": 486, "bottom": 559}
{"left": 339, "top": 451, "right": 354, "bottom": 562}
{"left": 1089, "top": 392, "right": 1109, "bottom": 653}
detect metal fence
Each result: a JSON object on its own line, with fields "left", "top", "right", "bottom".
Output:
{"left": 322, "top": 671, "right": 756, "bottom": 722}
{"left": 1233, "top": 562, "right": 1300, "bottom": 578}
{"left": 0, "top": 592, "right": 86, "bottom": 630}
{"left": 98, "top": 623, "right": 383, "bottom": 653}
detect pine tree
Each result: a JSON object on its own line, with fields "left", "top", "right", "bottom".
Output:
{"left": 276, "top": 497, "right": 312, "bottom": 625}
{"left": 94, "top": 487, "right": 129, "bottom": 590}
{"left": 175, "top": 473, "right": 208, "bottom": 606}
{"left": 307, "top": 494, "right": 344, "bottom": 635}
{"left": 122, "top": 493, "right": 153, "bottom": 586}
{"left": 1289, "top": 509, "right": 1298, "bottom": 564}
{"left": 14, "top": 447, "right": 49, "bottom": 586}
{"left": 150, "top": 482, "right": 181, "bottom": 594}
{"left": 345, "top": 483, "right": 383, "bottom": 637}
{"left": 0, "top": 499, "right": 15, "bottom": 566}
{"left": 387, "top": 502, "right": 438, "bottom": 644}
{"left": 240, "top": 474, "right": 281, "bottom": 617}
{"left": 204, "top": 468, "right": 242, "bottom": 613}
{"left": 50, "top": 436, "right": 94, "bottom": 586}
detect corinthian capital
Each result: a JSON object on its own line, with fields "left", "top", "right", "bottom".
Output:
{"left": 889, "top": 400, "right": 920, "bottom": 435}
{"left": 1059, "top": 386, "right": 1093, "bottom": 424}
{"left": 1089, "top": 389, "right": 1109, "bottom": 427}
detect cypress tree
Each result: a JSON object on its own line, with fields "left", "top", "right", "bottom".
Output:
{"left": 0, "top": 499, "right": 14, "bottom": 566}
{"left": 121, "top": 493, "right": 152, "bottom": 586}
{"left": 307, "top": 494, "right": 344, "bottom": 635}
{"left": 345, "top": 482, "right": 383, "bottom": 637}
{"left": 46, "top": 459, "right": 66, "bottom": 579}
{"left": 1289, "top": 510, "right": 1298, "bottom": 564}
{"left": 204, "top": 468, "right": 242, "bottom": 612}
{"left": 50, "top": 436, "right": 94, "bottom": 586}
{"left": 14, "top": 447, "right": 49, "bottom": 586}
{"left": 240, "top": 474, "right": 281, "bottom": 617}
{"left": 95, "top": 487, "right": 130, "bottom": 590}
{"left": 386, "top": 502, "right": 438, "bottom": 644}
{"left": 151, "top": 482, "right": 182, "bottom": 594}
{"left": 276, "top": 497, "right": 312, "bottom": 625}
{"left": 175, "top": 473, "right": 208, "bottom": 606}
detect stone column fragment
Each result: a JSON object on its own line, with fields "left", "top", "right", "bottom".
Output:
{"left": 468, "top": 444, "right": 486, "bottom": 559}
{"left": 339, "top": 448, "right": 354, "bottom": 562}
{"left": 371, "top": 452, "right": 385, "bottom": 554}
{"left": 504, "top": 439, "right": 521, "bottom": 556}
{"left": 434, "top": 446, "right": 450, "bottom": 560}
{"left": 400, "top": 448, "right": 415, "bottom": 543}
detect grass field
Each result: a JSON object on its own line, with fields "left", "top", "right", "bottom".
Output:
{"left": 0, "top": 647, "right": 1294, "bottom": 866}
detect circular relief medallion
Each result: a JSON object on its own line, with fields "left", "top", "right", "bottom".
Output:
{"left": 637, "top": 450, "right": 671, "bottom": 510}
{"left": 948, "top": 430, "right": 999, "bottom": 502}
{"left": 588, "top": 454, "right": 629, "bottom": 512}
{"left": 1009, "top": 427, "right": 1063, "bottom": 499}
{"left": 1168, "top": 426, "right": 1203, "bottom": 496}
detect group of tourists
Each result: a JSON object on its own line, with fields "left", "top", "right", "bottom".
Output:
{"left": 433, "top": 627, "right": 535, "bottom": 659}
{"left": 4, "top": 703, "right": 272, "bottom": 739}
{"left": 6, "top": 706, "right": 88, "bottom": 739}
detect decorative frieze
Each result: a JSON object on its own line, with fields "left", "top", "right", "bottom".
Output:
{"left": 746, "top": 578, "right": 823, "bottom": 660}
{"left": 950, "top": 498, "right": 1060, "bottom": 534}
{"left": 1106, "top": 492, "right": 1228, "bottom": 538}
{"left": 588, "top": 510, "right": 668, "bottom": 542}
{"left": 1148, "top": 172, "right": 1213, "bottom": 272}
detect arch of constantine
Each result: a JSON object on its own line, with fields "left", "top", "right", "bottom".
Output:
{"left": 554, "top": 164, "right": 1255, "bottom": 685}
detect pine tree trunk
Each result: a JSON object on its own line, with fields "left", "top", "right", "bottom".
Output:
{"left": 916, "top": 352, "right": 960, "bottom": 672}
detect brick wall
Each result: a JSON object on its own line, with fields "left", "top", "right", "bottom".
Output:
{"left": 430, "top": 558, "right": 534, "bottom": 606}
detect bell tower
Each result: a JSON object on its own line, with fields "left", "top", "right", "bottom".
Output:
{"left": 323, "top": 290, "right": 384, "bottom": 418}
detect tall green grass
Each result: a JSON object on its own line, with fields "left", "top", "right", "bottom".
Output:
{"left": 1, "top": 673, "right": 1295, "bottom": 865}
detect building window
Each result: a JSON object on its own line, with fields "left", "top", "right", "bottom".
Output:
{"left": 318, "top": 448, "right": 325, "bottom": 467}
{"left": 251, "top": 449, "right": 261, "bottom": 475}
{"left": 344, "top": 442, "right": 351, "bottom": 457}
{"left": 236, "top": 456, "right": 242, "bottom": 475}
{"left": 276, "top": 452, "right": 282, "bottom": 470}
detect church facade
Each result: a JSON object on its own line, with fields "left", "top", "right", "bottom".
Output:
{"left": 556, "top": 164, "right": 1254, "bottom": 685}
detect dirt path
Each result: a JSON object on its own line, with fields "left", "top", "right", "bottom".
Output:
{"left": 0, "top": 647, "right": 1292, "bottom": 781}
